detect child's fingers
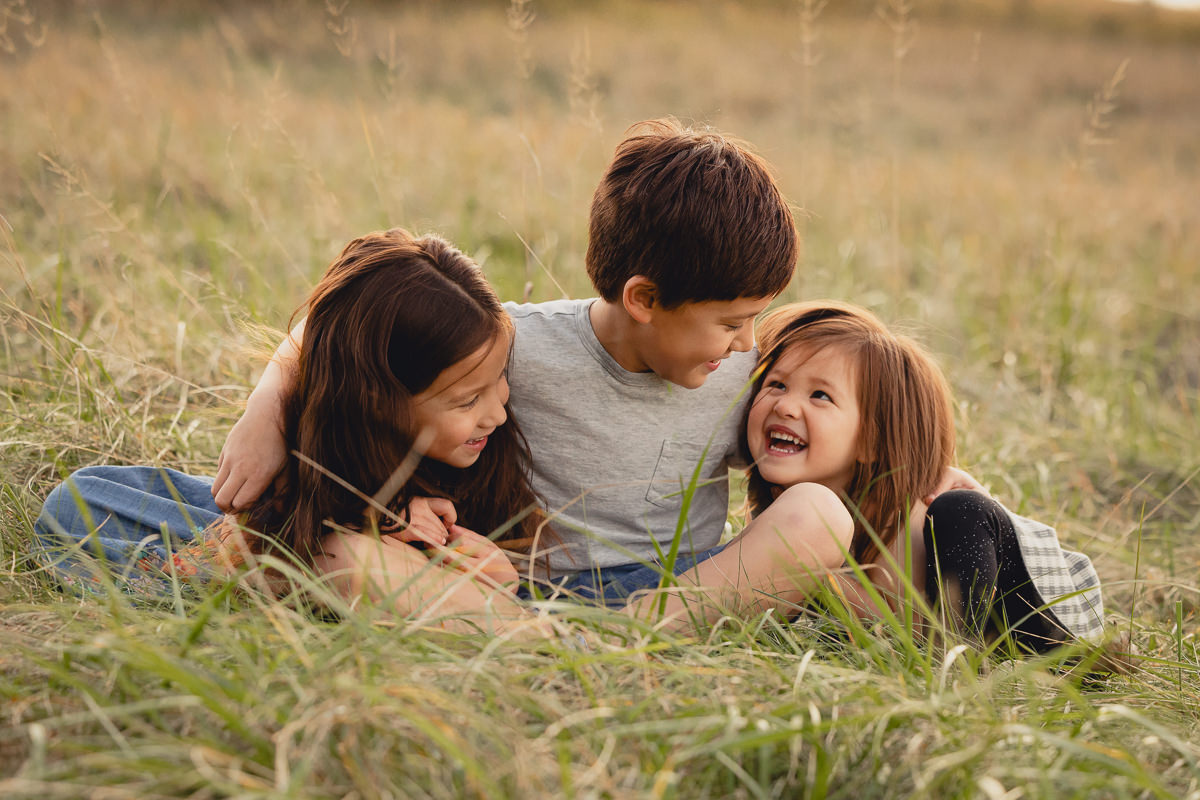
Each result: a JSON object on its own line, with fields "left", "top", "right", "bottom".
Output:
{"left": 445, "top": 524, "right": 496, "bottom": 554}
{"left": 438, "top": 525, "right": 518, "bottom": 584}
{"left": 422, "top": 497, "right": 458, "bottom": 527}
{"left": 387, "top": 525, "right": 446, "bottom": 546}
{"left": 411, "top": 499, "right": 452, "bottom": 542}
{"left": 378, "top": 498, "right": 452, "bottom": 545}
{"left": 379, "top": 512, "right": 444, "bottom": 545}
{"left": 211, "top": 459, "right": 232, "bottom": 511}
{"left": 393, "top": 515, "right": 449, "bottom": 546}
{"left": 445, "top": 522, "right": 477, "bottom": 540}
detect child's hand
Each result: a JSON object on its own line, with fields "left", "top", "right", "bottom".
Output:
{"left": 382, "top": 497, "right": 456, "bottom": 547}
{"left": 214, "top": 320, "right": 303, "bottom": 512}
{"left": 213, "top": 410, "right": 288, "bottom": 512}
{"left": 923, "top": 466, "right": 988, "bottom": 505}
{"left": 435, "top": 524, "right": 519, "bottom": 588}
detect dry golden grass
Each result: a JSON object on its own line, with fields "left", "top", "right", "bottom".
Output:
{"left": 1, "top": 1, "right": 1198, "bottom": 795}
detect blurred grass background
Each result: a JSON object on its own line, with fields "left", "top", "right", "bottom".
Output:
{"left": 2, "top": 0, "right": 1198, "bottom": 796}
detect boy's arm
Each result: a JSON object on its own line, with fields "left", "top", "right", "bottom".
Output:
{"left": 212, "top": 319, "right": 305, "bottom": 511}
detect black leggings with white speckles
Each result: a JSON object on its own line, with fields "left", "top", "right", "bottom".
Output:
{"left": 923, "top": 490, "right": 1071, "bottom": 653}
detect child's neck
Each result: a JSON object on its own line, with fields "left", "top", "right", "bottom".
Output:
{"left": 589, "top": 298, "right": 650, "bottom": 374}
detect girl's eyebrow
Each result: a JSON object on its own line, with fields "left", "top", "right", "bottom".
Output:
{"left": 447, "top": 374, "right": 489, "bottom": 401}
{"left": 448, "top": 357, "right": 508, "bottom": 403}
{"left": 446, "top": 388, "right": 477, "bottom": 404}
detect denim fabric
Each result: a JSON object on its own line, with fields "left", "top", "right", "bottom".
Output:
{"left": 32, "top": 465, "right": 733, "bottom": 609}
{"left": 522, "top": 542, "right": 729, "bottom": 609}
{"left": 34, "top": 466, "right": 222, "bottom": 591}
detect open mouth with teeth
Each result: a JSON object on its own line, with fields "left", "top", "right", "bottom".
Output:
{"left": 464, "top": 433, "right": 491, "bottom": 451}
{"left": 767, "top": 428, "right": 807, "bottom": 455}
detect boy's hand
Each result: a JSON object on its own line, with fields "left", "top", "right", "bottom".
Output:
{"left": 213, "top": 411, "right": 288, "bottom": 512}
{"left": 923, "top": 466, "right": 987, "bottom": 505}
{"left": 382, "top": 497, "right": 456, "bottom": 547}
{"left": 214, "top": 319, "right": 304, "bottom": 512}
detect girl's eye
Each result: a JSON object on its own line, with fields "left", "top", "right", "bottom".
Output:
{"left": 460, "top": 395, "right": 480, "bottom": 410}
{"left": 766, "top": 380, "right": 786, "bottom": 391}
{"left": 811, "top": 390, "right": 832, "bottom": 402}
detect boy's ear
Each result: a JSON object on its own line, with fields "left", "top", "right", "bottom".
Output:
{"left": 621, "top": 275, "right": 659, "bottom": 324}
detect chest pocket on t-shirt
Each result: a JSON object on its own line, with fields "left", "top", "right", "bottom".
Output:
{"left": 646, "top": 441, "right": 712, "bottom": 509}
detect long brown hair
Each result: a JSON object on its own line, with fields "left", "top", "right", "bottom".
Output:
{"left": 744, "top": 301, "right": 956, "bottom": 564}
{"left": 237, "top": 228, "right": 545, "bottom": 565}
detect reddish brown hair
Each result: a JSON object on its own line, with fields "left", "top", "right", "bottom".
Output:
{"left": 586, "top": 118, "right": 797, "bottom": 309}
{"left": 745, "top": 301, "right": 956, "bottom": 564}
{"left": 238, "top": 229, "right": 545, "bottom": 565}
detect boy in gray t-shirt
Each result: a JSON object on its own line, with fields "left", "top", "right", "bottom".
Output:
{"left": 484, "top": 120, "right": 861, "bottom": 623}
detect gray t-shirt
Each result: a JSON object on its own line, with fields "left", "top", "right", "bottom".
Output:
{"left": 505, "top": 299, "right": 755, "bottom": 578}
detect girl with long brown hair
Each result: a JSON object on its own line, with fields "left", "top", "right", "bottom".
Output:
{"left": 233, "top": 228, "right": 550, "bottom": 628}
{"left": 743, "top": 301, "right": 1104, "bottom": 651}
{"left": 37, "top": 229, "right": 548, "bottom": 633}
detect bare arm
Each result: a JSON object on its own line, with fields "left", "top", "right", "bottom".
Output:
{"left": 829, "top": 501, "right": 929, "bottom": 622}
{"left": 625, "top": 482, "right": 854, "bottom": 630}
{"left": 212, "top": 319, "right": 305, "bottom": 511}
{"left": 314, "top": 526, "right": 539, "bottom": 637}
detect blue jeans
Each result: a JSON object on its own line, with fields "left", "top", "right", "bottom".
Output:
{"left": 524, "top": 543, "right": 729, "bottom": 609}
{"left": 34, "top": 465, "right": 728, "bottom": 607}
{"left": 34, "top": 465, "right": 223, "bottom": 591}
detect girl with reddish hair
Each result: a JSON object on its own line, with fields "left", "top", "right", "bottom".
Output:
{"left": 742, "top": 301, "right": 1104, "bottom": 651}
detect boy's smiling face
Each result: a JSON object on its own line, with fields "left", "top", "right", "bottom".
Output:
{"left": 638, "top": 295, "right": 771, "bottom": 388}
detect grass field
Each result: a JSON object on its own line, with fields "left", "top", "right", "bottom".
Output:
{"left": 2, "top": 1, "right": 1199, "bottom": 796}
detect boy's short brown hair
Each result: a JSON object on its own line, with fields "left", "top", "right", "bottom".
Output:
{"left": 586, "top": 118, "right": 797, "bottom": 309}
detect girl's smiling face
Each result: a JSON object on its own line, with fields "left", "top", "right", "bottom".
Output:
{"left": 747, "top": 343, "right": 863, "bottom": 494}
{"left": 411, "top": 331, "right": 511, "bottom": 468}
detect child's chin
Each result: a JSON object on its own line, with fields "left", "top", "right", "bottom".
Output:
{"left": 672, "top": 369, "right": 711, "bottom": 389}
{"left": 440, "top": 451, "right": 482, "bottom": 469}
{"left": 758, "top": 464, "right": 799, "bottom": 487}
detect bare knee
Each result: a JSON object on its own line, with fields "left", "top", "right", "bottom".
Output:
{"left": 764, "top": 482, "right": 853, "bottom": 554}
{"left": 693, "top": 482, "right": 852, "bottom": 611}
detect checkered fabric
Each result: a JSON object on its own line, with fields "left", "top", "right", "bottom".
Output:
{"left": 1006, "top": 510, "right": 1105, "bottom": 642}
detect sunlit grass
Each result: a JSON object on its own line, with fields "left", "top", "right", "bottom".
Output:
{"left": 2, "top": 1, "right": 1198, "bottom": 796}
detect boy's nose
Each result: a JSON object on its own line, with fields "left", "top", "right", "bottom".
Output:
{"left": 731, "top": 325, "right": 754, "bottom": 352}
